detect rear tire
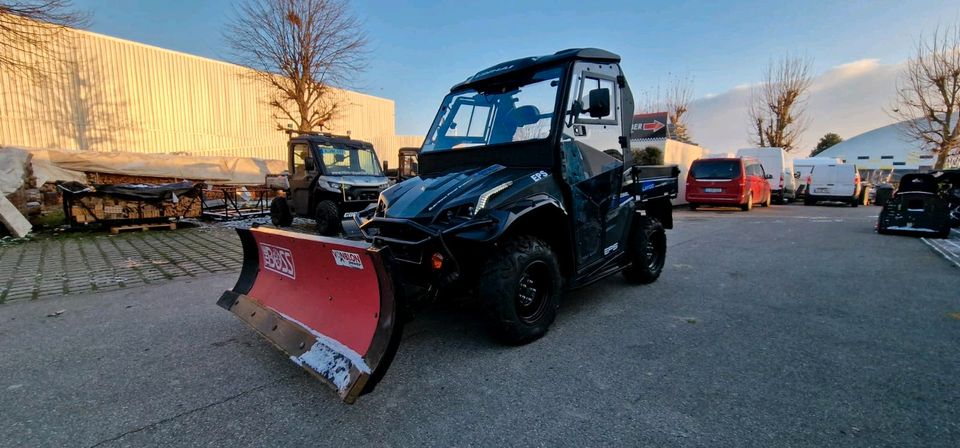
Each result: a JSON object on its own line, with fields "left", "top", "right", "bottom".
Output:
{"left": 805, "top": 196, "right": 815, "bottom": 206}
{"left": 688, "top": 203, "right": 698, "bottom": 211}
{"left": 270, "top": 196, "right": 293, "bottom": 227}
{"left": 741, "top": 193, "right": 753, "bottom": 211}
{"left": 622, "top": 217, "right": 666, "bottom": 284}
{"left": 479, "top": 236, "right": 562, "bottom": 345}
{"left": 314, "top": 200, "right": 340, "bottom": 236}
{"left": 761, "top": 192, "right": 771, "bottom": 207}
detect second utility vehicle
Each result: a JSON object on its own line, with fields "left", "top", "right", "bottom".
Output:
{"left": 218, "top": 48, "right": 680, "bottom": 403}
{"left": 269, "top": 132, "right": 390, "bottom": 235}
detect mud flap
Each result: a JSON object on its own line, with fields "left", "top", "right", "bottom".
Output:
{"left": 217, "top": 227, "right": 402, "bottom": 403}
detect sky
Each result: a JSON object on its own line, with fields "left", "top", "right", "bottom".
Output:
{"left": 71, "top": 0, "right": 960, "bottom": 153}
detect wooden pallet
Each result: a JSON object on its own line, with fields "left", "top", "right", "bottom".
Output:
{"left": 110, "top": 222, "right": 177, "bottom": 235}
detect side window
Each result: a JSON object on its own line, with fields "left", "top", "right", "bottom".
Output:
{"left": 576, "top": 76, "right": 617, "bottom": 123}
{"left": 291, "top": 144, "right": 312, "bottom": 174}
{"left": 445, "top": 102, "right": 491, "bottom": 138}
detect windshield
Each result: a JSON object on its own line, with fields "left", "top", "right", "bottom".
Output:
{"left": 691, "top": 160, "right": 741, "bottom": 180}
{"left": 317, "top": 146, "right": 382, "bottom": 176}
{"left": 422, "top": 67, "right": 562, "bottom": 152}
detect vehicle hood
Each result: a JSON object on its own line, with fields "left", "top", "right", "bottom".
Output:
{"left": 320, "top": 174, "right": 388, "bottom": 187}
{"left": 380, "top": 165, "right": 535, "bottom": 220}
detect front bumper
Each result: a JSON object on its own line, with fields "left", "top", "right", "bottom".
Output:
{"left": 354, "top": 215, "right": 496, "bottom": 296}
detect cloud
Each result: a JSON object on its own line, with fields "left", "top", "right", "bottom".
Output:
{"left": 686, "top": 58, "right": 903, "bottom": 155}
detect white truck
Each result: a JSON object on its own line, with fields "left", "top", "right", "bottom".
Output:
{"left": 794, "top": 157, "right": 843, "bottom": 200}
{"left": 736, "top": 147, "right": 797, "bottom": 203}
{"left": 804, "top": 163, "right": 862, "bottom": 207}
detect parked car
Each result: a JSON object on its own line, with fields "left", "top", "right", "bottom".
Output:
{"left": 804, "top": 163, "right": 861, "bottom": 206}
{"left": 687, "top": 157, "right": 772, "bottom": 211}
{"left": 793, "top": 157, "right": 842, "bottom": 200}
{"left": 736, "top": 147, "right": 797, "bottom": 203}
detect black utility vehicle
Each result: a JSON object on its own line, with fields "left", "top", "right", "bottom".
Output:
{"left": 878, "top": 170, "right": 960, "bottom": 238}
{"left": 351, "top": 48, "right": 679, "bottom": 342}
{"left": 269, "top": 132, "right": 390, "bottom": 235}
{"left": 384, "top": 146, "right": 421, "bottom": 183}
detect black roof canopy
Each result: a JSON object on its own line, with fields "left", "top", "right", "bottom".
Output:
{"left": 290, "top": 133, "right": 374, "bottom": 150}
{"left": 451, "top": 48, "right": 621, "bottom": 92}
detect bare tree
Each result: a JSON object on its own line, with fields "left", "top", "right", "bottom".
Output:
{"left": 0, "top": 1, "right": 88, "bottom": 78}
{"left": 636, "top": 74, "right": 693, "bottom": 142}
{"left": 747, "top": 55, "right": 813, "bottom": 151}
{"left": 664, "top": 75, "right": 692, "bottom": 142}
{"left": 225, "top": 0, "right": 368, "bottom": 132}
{"left": 747, "top": 88, "right": 766, "bottom": 147}
{"left": 890, "top": 26, "right": 960, "bottom": 170}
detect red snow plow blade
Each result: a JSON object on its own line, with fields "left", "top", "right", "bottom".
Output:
{"left": 217, "top": 227, "right": 401, "bottom": 404}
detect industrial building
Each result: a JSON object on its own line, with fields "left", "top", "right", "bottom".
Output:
{"left": 0, "top": 25, "right": 421, "bottom": 166}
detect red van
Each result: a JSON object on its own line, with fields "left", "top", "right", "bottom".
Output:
{"left": 686, "top": 157, "right": 772, "bottom": 211}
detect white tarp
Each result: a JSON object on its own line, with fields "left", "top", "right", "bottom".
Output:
{"left": 0, "top": 148, "right": 32, "bottom": 196}
{"left": 1, "top": 146, "right": 286, "bottom": 186}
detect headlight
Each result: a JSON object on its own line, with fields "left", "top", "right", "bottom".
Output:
{"left": 475, "top": 181, "right": 513, "bottom": 215}
{"left": 328, "top": 181, "right": 342, "bottom": 190}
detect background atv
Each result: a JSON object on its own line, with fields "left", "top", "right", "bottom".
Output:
{"left": 383, "top": 146, "right": 420, "bottom": 183}
{"left": 269, "top": 132, "right": 390, "bottom": 235}
{"left": 219, "top": 48, "right": 679, "bottom": 402}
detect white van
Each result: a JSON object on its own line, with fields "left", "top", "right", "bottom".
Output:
{"left": 793, "top": 157, "right": 842, "bottom": 199}
{"left": 804, "top": 163, "right": 861, "bottom": 207}
{"left": 736, "top": 147, "right": 797, "bottom": 203}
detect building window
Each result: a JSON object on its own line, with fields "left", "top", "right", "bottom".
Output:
{"left": 857, "top": 156, "right": 869, "bottom": 160}
{"left": 880, "top": 155, "right": 894, "bottom": 160}
{"left": 892, "top": 162, "right": 906, "bottom": 166}
{"left": 842, "top": 159, "right": 847, "bottom": 163}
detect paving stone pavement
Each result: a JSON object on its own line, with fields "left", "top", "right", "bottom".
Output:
{"left": 0, "top": 227, "right": 243, "bottom": 303}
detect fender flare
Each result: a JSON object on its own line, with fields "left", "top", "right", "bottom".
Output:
{"left": 451, "top": 193, "right": 567, "bottom": 242}
{"left": 450, "top": 194, "right": 575, "bottom": 276}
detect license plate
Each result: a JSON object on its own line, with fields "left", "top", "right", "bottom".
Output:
{"left": 704, "top": 188, "right": 722, "bottom": 193}
{"left": 814, "top": 188, "right": 829, "bottom": 193}
{"left": 343, "top": 212, "right": 358, "bottom": 218}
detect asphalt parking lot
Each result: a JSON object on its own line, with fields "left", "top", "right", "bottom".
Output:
{"left": 1, "top": 205, "right": 958, "bottom": 447}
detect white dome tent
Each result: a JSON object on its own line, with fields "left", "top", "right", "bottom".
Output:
{"left": 816, "top": 119, "right": 953, "bottom": 171}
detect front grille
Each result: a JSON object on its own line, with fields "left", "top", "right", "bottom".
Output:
{"left": 345, "top": 187, "right": 380, "bottom": 202}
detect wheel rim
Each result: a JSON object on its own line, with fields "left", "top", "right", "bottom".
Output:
{"left": 644, "top": 230, "right": 665, "bottom": 271}
{"left": 516, "top": 260, "right": 551, "bottom": 324}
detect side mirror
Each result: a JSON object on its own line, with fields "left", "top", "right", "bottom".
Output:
{"left": 304, "top": 158, "right": 316, "bottom": 171}
{"left": 764, "top": 173, "right": 773, "bottom": 179}
{"left": 587, "top": 88, "right": 611, "bottom": 118}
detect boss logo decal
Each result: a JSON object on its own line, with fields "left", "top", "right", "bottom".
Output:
{"left": 260, "top": 243, "right": 296, "bottom": 279}
{"left": 332, "top": 250, "right": 364, "bottom": 270}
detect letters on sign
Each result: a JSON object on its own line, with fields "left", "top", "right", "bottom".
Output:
{"left": 332, "top": 250, "right": 364, "bottom": 270}
{"left": 260, "top": 243, "right": 296, "bottom": 279}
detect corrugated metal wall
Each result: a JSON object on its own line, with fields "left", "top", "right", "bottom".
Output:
{"left": 0, "top": 26, "right": 420, "bottom": 166}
